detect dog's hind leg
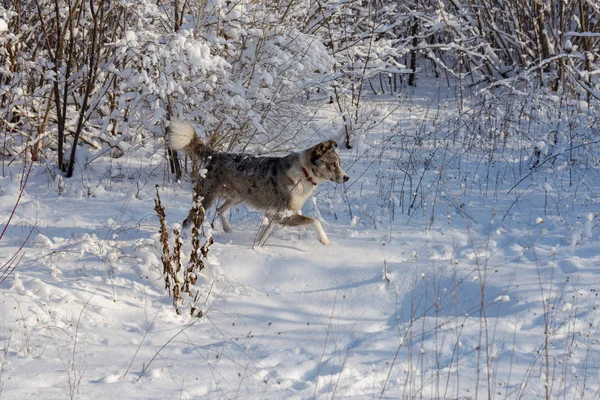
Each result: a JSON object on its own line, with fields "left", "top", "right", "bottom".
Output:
{"left": 216, "top": 197, "right": 241, "bottom": 233}
{"left": 279, "top": 213, "right": 330, "bottom": 245}
{"left": 182, "top": 209, "right": 195, "bottom": 230}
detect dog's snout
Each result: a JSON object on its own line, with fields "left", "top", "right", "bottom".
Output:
{"left": 343, "top": 175, "right": 349, "bottom": 182}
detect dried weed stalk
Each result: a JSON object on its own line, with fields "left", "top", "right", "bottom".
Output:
{"left": 154, "top": 184, "right": 212, "bottom": 317}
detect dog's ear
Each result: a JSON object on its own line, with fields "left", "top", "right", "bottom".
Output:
{"left": 313, "top": 140, "right": 337, "bottom": 159}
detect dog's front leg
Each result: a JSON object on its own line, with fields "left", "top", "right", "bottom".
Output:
{"left": 280, "top": 213, "right": 330, "bottom": 245}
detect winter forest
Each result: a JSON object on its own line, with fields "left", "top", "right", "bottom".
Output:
{"left": 1, "top": 0, "right": 600, "bottom": 398}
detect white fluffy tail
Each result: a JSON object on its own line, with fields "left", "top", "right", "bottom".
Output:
{"left": 168, "top": 120, "right": 196, "bottom": 151}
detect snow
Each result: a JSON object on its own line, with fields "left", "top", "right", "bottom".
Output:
{"left": 1, "top": 87, "right": 600, "bottom": 399}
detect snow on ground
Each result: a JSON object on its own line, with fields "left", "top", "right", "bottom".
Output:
{"left": 1, "top": 85, "right": 600, "bottom": 399}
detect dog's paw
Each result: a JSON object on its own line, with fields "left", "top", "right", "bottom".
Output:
{"left": 319, "top": 236, "right": 330, "bottom": 245}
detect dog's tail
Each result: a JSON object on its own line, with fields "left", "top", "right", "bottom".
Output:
{"left": 167, "top": 120, "right": 212, "bottom": 160}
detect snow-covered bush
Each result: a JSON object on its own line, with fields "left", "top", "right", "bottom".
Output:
{"left": 0, "top": 0, "right": 334, "bottom": 174}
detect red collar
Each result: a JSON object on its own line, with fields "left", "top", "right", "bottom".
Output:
{"left": 302, "top": 167, "right": 317, "bottom": 186}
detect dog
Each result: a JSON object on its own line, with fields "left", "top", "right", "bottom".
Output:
{"left": 167, "top": 120, "right": 349, "bottom": 245}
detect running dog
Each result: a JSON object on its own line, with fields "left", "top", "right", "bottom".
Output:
{"left": 167, "top": 120, "right": 349, "bottom": 245}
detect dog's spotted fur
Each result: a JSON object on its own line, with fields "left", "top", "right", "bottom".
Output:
{"left": 168, "top": 120, "right": 349, "bottom": 245}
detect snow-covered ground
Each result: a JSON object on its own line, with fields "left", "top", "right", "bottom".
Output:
{"left": 1, "top": 86, "right": 600, "bottom": 399}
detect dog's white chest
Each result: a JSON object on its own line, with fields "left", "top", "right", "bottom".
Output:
{"left": 289, "top": 178, "right": 316, "bottom": 211}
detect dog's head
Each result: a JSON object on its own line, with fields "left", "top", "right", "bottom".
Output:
{"left": 310, "top": 140, "right": 349, "bottom": 184}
